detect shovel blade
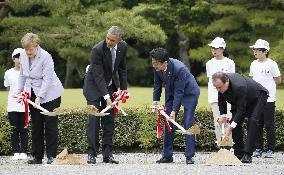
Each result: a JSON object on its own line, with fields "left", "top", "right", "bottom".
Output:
{"left": 218, "top": 135, "right": 234, "bottom": 147}
{"left": 88, "top": 112, "right": 110, "bottom": 116}
{"left": 186, "top": 124, "right": 201, "bottom": 135}
{"left": 95, "top": 113, "right": 110, "bottom": 116}
{"left": 40, "top": 112, "right": 57, "bottom": 116}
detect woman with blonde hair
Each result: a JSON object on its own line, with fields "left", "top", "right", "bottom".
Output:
{"left": 17, "top": 33, "right": 64, "bottom": 164}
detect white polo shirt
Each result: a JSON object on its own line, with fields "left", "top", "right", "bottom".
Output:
{"left": 4, "top": 68, "right": 25, "bottom": 112}
{"left": 249, "top": 58, "right": 281, "bottom": 102}
{"left": 206, "top": 57, "right": 235, "bottom": 103}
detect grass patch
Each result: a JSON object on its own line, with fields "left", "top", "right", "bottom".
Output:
{"left": 1, "top": 87, "right": 283, "bottom": 109}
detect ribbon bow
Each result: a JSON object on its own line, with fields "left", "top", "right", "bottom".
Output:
{"left": 112, "top": 90, "right": 129, "bottom": 115}
{"left": 17, "top": 91, "right": 30, "bottom": 128}
{"left": 151, "top": 105, "right": 172, "bottom": 139}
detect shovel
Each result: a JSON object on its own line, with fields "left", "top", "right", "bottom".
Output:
{"left": 159, "top": 110, "right": 200, "bottom": 135}
{"left": 85, "top": 105, "right": 110, "bottom": 116}
{"left": 218, "top": 123, "right": 234, "bottom": 147}
{"left": 99, "top": 93, "right": 128, "bottom": 115}
{"left": 15, "top": 94, "right": 108, "bottom": 116}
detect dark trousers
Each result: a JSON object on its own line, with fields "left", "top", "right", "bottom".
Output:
{"left": 255, "top": 102, "right": 276, "bottom": 151}
{"left": 163, "top": 93, "right": 199, "bottom": 158}
{"left": 86, "top": 84, "right": 116, "bottom": 158}
{"left": 29, "top": 89, "right": 61, "bottom": 159}
{"left": 233, "top": 92, "right": 268, "bottom": 157}
{"left": 8, "top": 112, "right": 28, "bottom": 153}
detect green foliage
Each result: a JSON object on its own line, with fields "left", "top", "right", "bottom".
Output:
{"left": 137, "top": 107, "right": 157, "bottom": 151}
{"left": 210, "top": 5, "right": 247, "bottom": 15}
{"left": 204, "top": 15, "right": 246, "bottom": 35}
{"left": 1, "top": 0, "right": 284, "bottom": 88}
{"left": 126, "top": 47, "right": 153, "bottom": 86}
{"left": 0, "top": 108, "right": 12, "bottom": 155}
{"left": 270, "top": 38, "right": 284, "bottom": 74}
{"left": 0, "top": 65, "right": 5, "bottom": 89}
{"left": 189, "top": 1, "right": 284, "bottom": 79}
{"left": 57, "top": 110, "right": 89, "bottom": 153}
{"left": 197, "top": 72, "right": 208, "bottom": 86}
{"left": 247, "top": 10, "right": 284, "bottom": 28}
{"left": 0, "top": 1, "right": 167, "bottom": 88}
{"left": 189, "top": 46, "right": 211, "bottom": 63}
{"left": 275, "top": 109, "right": 284, "bottom": 149}
{"left": 69, "top": 8, "right": 167, "bottom": 46}
{"left": 1, "top": 106, "right": 284, "bottom": 155}
{"left": 10, "top": 0, "right": 85, "bottom": 16}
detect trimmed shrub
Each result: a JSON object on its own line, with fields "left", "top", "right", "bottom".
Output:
{"left": 0, "top": 107, "right": 283, "bottom": 155}
{"left": 0, "top": 108, "right": 12, "bottom": 155}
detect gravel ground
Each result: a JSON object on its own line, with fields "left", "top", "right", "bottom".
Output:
{"left": 1, "top": 152, "right": 284, "bottom": 175}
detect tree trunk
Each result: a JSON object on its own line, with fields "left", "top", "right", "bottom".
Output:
{"left": 0, "top": 0, "right": 10, "bottom": 21}
{"left": 64, "top": 57, "right": 73, "bottom": 88}
{"left": 177, "top": 30, "right": 190, "bottom": 68}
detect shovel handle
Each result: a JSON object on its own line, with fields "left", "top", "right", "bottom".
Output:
{"left": 100, "top": 105, "right": 111, "bottom": 113}
{"left": 221, "top": 123, "right": 225, "bottom": 135}
{"left": 26, "top": 99, "right": 49, "bottom": 113}
{"left": 100, "top": 94, "right": 122, "bottom": 114}
{"left": 160, "top": 110, "right": 187, "bottom": 133}
{"left": 14, "top": 94, "right": 49, "bottom": 113}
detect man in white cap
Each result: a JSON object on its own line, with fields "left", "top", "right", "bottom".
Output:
{"left": 4, "top": 48, "right": 28, "bottom": 160}
{"left": 249, "top": 39, "right": 281, "bottom": 158}
{"left": 206, "top": 37, "right": 235, "bottom": 145}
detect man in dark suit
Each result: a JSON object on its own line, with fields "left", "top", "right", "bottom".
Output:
{"left": 83, "top": 26, "right": 127, "bottom": 164}
{"left": 212, "top": 72, "right": 268, "bottom": 163}
{"left": 151, "top": 48, "right": 200, "bottom": 164}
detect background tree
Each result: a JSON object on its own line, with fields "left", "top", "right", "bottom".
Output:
{"left": 189, "top": 0, "right": 284, "bottom": 84}
{"left": 0, "top": 0, "right": 283, "bottom": 88}
{"left": 0, "top": 0, "right": 166, "bottom": 88}
{"left": 132, "top": 0, "right": 211, "bottom": 72}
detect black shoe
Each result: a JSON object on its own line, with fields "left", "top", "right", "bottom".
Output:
{"left": 186, "top": 157, "right": 194, "bottom": 164}
{"left": 235, "top": 154, "right": 244, "bottom": 160}
{"left": 156, "top": 157, "right": 173, "bottom": 163}
{"left": 47, "top": 157, "right": 55, "bottom": 164}
{"left": 27, "top": 157, "right": 42, "bottom": 164}
{"left": 87, "top": 154, "right": 96, "bottom": 164}
{"left": 103, "top": 156, "right": 119, "bottom": 164}
{"left": 241, "top": 154, "right": 252, "bottom": 163}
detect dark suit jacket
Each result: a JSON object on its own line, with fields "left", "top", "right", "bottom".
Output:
{"left": 153, "top": 58, "right": 200, "bottom": 112}
{"left": 83, "top": 40, "right": 127, "bottom": 101}
{"left": 218, "top": 73, "right": 268, "bottom": 124}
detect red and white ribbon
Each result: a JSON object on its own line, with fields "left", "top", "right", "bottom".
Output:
{"left": 112, "top": 90, "right": 129, "bottom": 115}
{"left": 151, "top": 105, "right": 172, "bottom": 138}
{"left": 17, "top": 91, "right": 30, "bottom": 128}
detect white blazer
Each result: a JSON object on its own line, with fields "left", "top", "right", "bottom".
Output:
{"left": 18, "top": 47, "right": 64, "bottom": 104}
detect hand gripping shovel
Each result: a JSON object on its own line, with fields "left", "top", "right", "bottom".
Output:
{"left": 99, "top": 92, "right": 128, "bottom": 116}
{"left": 218, "top": 123, "right": 234, "bottom": 147}
{"left": 20, "top": 97, "right": 58, "bottom": 116}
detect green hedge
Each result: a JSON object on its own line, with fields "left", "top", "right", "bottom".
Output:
{"left": 1, "top": 107, "right": 284, "bottom": 155}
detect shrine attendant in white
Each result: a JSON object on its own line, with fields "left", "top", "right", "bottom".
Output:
{"left": 206, "top": 37, "right": 235, "bottom": 143}
{"left": 249, "top": 39, "right": 281, "bottom": 158}
{"left": 4, "top": 48, "right": 28, "bottom": 160}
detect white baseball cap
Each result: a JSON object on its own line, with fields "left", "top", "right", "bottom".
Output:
{"left": 249, "top": 39, "right": 270, "bottom": 51}
{"left": 208, "top": 37, "right": 226, "bottom": 49}
{"left": 12, "top": 48, "right": 24, "bottom": 58}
